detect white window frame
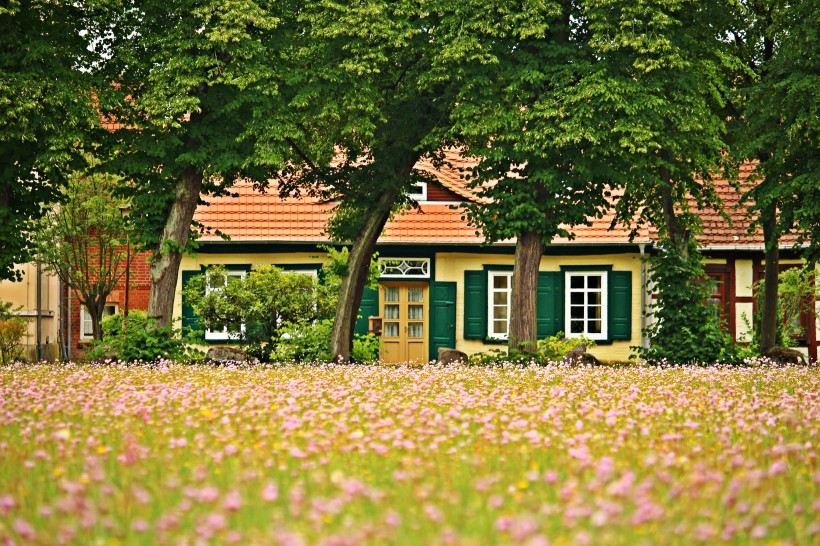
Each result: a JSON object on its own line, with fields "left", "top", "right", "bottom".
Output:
{"left": 204, "top": 269, "right": 247, "bottom": 341}
{"left": 487, "top": 271, "right": 513, "bottom": 340}
{"left": 407, "top": 181, "right": 427, "bottom": 202}
{"left": 564, "top": 271, "right": 608, "bottom": 341}
{"left": 378, "top": 258, "right": 431, "bottom": 279}
{"left": 80, "top": 303, "right": 119, "bottom": 340}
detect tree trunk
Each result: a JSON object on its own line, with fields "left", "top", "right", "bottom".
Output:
{"left": 759, "top": 200, "right": 780, "bottom": 353}
{"left": 659, "top": 159, "right": 690, "bottom": 255}
{"left": 147, "top": 166, "right": 204, "bottom": 329}
{"left": 329, "top": 189, "right": 399, "bottom": 362}
{"left": 509, "top": 230, "right": 543, "bottom": 354}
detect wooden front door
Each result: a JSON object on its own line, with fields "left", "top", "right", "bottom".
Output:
{"left": 380, "top": 282, "right": 428, "bottom": 363}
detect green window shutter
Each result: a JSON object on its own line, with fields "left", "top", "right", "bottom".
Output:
{"left": 464, "top": 270, "right": 487, "bottom": 339}
{"left": 608, "top": 271, "right": 632, "bottom": 340}
{"left": 537, "top": 271, "right": 564, "bottom": 338}
{"left": 181, "top": 270, "right": 203, "bottom": 340}
{"left": 430, "top": 282, "right": 457, "bottom": 360}
{"left": 354, "top": 286, "right": 379, "bottom": 336}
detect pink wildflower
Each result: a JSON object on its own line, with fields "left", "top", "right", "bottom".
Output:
{"left": 0, "top": 495, "right": 15, "bottom": 514}
{"left": 261, "top": 482, "right": 279, "bottom": 502}
{"left": 13, "top": 519, "right": 35, "bottom": 541}
{"left": 384, "top": 509, "right": 401, "bottom": 527}
{"left": 223, "top": 489, "right": 242, "bottom": 511}
{"left": 768, "top": 460, "right": 787, "bottom": 476}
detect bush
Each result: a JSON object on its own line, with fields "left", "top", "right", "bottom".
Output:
{"left": 87, "top": 310, "right": 202, "bottom": 363}
{"left": 0, "top": 301, "right": 29, "bottom": 365}
{"left": 469, "top": 332, "right": 597, "bottom": 366}
{"left": 272, "top": 319, "right": 380, "bottom": 364}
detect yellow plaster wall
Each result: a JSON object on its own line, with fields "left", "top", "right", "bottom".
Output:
{"left": 735, "top": 260, "right": 755, "bottom": 297}
{"left": 434, "top": 252, "right": 644, "bottom": 362}
{"left": 0, "top": 263, "right": 61, "bottom": 357}
{"left": 735, "top": 302, "right": 754, "bottom": 342}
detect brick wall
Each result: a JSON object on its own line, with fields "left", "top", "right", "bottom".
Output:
{"left": 69, "top": 249, "right": 153, "bottom": 357}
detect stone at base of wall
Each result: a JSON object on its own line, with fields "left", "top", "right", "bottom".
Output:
{"left": 564, "top": 345, "right": 601, "bottom": 366}
{"left": 205, "top": 346, "right": 253, "bottom": 364}
{"left": 438, "top": 348, "right": 468, "bottom": 365}
{"left": 762, "top": 346, "right": 807, "bottom": 365}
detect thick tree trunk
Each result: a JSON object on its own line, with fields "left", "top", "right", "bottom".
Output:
{"left": 759, "top": 200, "right": 780, "bottom": 353}
{"left": 329, "top": 189, "right": 399, "bottom": 362}
{"left": 509, "top": 230, "right": 543, "bottom": 355}
{"left": 147, "top": 166, "right": 204, "bottom": 329}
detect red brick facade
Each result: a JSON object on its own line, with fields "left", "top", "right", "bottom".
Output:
{"left": 68, "top": 249, "right": 152, "bottom": 357}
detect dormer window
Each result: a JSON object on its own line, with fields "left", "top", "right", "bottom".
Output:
{"left": 407, "top": 181, "right": 427, "bottom": 202}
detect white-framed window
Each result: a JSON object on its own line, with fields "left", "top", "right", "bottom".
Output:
{"left": 378, "top": 258, "right": 430, "bottom": 278}
{"left": 565, "top": 271, "right": 608, "bottom": 340}
{"left": 488, "top": 271, "right": 513, "bottom": 339}
{"left": 80, "top": 303, "right": 118, "bottom": 340}
{"left": 205, "top": 269, "right": 247, "bottom": 341}
{"left": 407, "top": 181, "right": 427, "bottom": 202}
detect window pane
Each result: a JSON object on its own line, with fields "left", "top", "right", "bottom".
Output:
{"left": 589, "top": 320, "right": 602, "bottom": 334}
{"left": 588, "top": 306, "right": 602, "bottom": 320}
{"left": 493, "top": 275, "right": 509, "bottom": 289}
{"left": 570, "top": 320, "right": 584, "bottom": 333}
{"left": 384, "top": 323, "right": 399, "bottom": 338}
{"left": 570, "top": 306, "right": 584, "bottom": 319}
{"left": 408, "top": 287, "right": 423, "bottom": 302}
{"left": 493, "top": 306, "right": 508, "bottom": 320}
{"left": 82, "top": 315, "right": 93, "bottom": 336}
{"left": 408, "top": 323, "right": 423, "bottom": 338}
{"left": 385, "top": 305, "right": 400, "bottom": 319}
{"left": 570, "top": 276, "right": 584, "bottom": 289}
{"left": 384, "top": 287, "right": 399, "bottom": 302}
{"left": 493, "top": 320, "right": 508, "bottom": 335}
{"left": 587, "top": 275, "right": 602, "bottom": 289}
{"left": 408, "top": 305, "right": 423, "bottom": 320}
{"left": 570, "top": 292, "right": 584, "bottom": 305}
{"left": 587, "top": 292, "right": 601, "bottom": 306}
{"left": 493, "top": 292, "right": 508, "bottom": 305}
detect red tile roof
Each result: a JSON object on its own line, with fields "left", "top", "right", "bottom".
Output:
{"left": 194, "top": 156, "right": 775, "bottom": 249}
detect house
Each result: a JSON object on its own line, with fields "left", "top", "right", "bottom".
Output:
{"left": 0, "top": 263, "right": 61, "bottom": 361}
{"left": 0, "top": 250, "right": 153, "bottom": 361}
{"left": 174, "top": 153, "right": 819, "bottom": 363}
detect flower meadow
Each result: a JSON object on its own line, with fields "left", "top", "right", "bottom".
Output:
{"left": 1, "top": 363, "right": 819, "bottom": 546}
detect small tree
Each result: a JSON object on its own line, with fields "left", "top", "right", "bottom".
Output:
{"left": 747, "top": 266, "right": 819, "bottom": 349}
{"left": 35, "top": 174, "right": 129, "bottom": 340}
{"left": 0, "top": 300, "right": 30, "bottom": 365}
{"left": 183, "top": 247, "right": 379, "bottom": 361}
{"left": 184, "top": 266, "right": 327, "bottom": 360}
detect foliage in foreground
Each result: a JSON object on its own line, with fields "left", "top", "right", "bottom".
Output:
{"left": 87, "top": 310, "right": 201, "bottom": 363}
{"left": 0, "top": 364, "right": 817, "bottom": 545}
{"left": 272, "top": 318, "right": 380, "bottom": 364}
{"left": 638, "top": 239, "right": 739, "bottom": 365}
{"left": 470, "top": 332, "right": 597, "bottom": 366}
{"left": 0, "top": 300, "right": 29, "bottom": 365}
{"left": 742, "top": 266, "right": 820, "bottom": 351}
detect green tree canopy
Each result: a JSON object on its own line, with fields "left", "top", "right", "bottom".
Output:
{"left": 0, "top": 1, "right": 100, "bottom": 281}
{"left": 729, "top": 0, "right": 819, "bottom": 353}
{"left": 274, "top": 0, "right": 489, "bottom": 361}
{"left": 94, "top": 0, "right": 310, "bottom": 329}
